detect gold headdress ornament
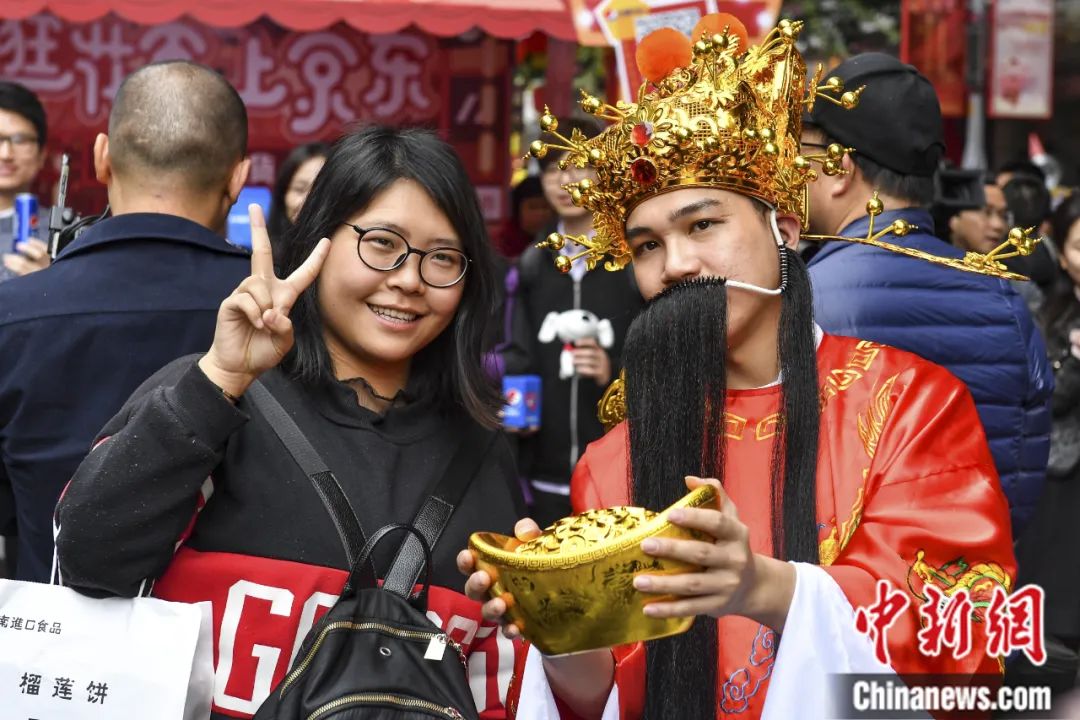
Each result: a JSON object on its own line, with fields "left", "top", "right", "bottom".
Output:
{"left": 530, "top": 14, "right": 1039, "bottom": 281}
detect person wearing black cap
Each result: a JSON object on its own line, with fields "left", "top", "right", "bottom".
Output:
{"left": 803, "top": 52, "right": 1052, "bottom": 541}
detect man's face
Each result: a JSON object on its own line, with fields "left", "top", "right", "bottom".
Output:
{"left": 540, "top": 155, "right": 596, "bottom": 221}
{"left": 625, "top": 188, "right": 784, "bottom": 345}
{"left": 800, "top": 128, "right": 835, "bottom": 235}
{"left": 0, "top": 109, "right": 44, "bottom": 196}
{"left": 950, "top": 184, "right": 1010, "bottom": 254}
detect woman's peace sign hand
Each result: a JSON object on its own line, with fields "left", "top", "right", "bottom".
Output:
{"left": 199, "top": 205, "right": 331, "bottom": 398}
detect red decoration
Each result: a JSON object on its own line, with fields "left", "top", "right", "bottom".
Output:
{"left": 692, "top": 12, "right": 750, "bottom": 51}
{"left": 634, "top": 27, "right": 692, "bottom": 84}
{"left": 630, "top": 122, "right": 654, "bottom": 147}
{"left": 630, "top": 157, "right": 658, "bottom": 186}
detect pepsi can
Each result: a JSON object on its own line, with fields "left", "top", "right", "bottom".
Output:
{"left": 13, "top": 193, "right": 39, "bottom": 251}
{"left": 502, "top": 375, "right": 542, "bottom": 429}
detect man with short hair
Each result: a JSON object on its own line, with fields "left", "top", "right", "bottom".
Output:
{"left": 0, "top": 61, "right": 251, "bottom": 582}
{"left": 803, "top": 53, "right": 1052, "bottom": 540}
{"left": 948, "top": 181, "right": 1011, "bottom": 255}
{"left": 0, "top": 82, "right": 52, "bottom": 281}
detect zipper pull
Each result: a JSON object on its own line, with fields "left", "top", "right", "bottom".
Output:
{"left": 424, "top": 634, "right": 448, "bottom": 661}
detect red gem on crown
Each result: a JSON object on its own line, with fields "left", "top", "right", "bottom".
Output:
{"left": 630, "top": 157, "right": 658, "bottom": 186}
{"left": 630, "top": 122, "right": 654, "bottom": 147}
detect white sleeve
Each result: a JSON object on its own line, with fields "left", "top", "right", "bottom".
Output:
{"left": 761, "top": 562, "right": 898, "bottom": 720}
{"left": 514, "top": 645, "right": 621, "bottom": 720}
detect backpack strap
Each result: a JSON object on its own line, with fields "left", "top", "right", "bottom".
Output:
{"left": 246, "top": 380, "right": 375, "bottom": 590}
{"left": 382, "top": 422, "right": 498, "bottom": 599}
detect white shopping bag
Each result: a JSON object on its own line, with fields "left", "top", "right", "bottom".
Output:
{"left": 0, "top": 578, "right": 213, "bottom": 720}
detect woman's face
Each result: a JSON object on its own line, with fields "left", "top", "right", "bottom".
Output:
{"left": 285, "top": 156, "right": 326, "bottom": 222}
{"left": 1060, "top": 218, "right": 1080, "bottom": 289}
{"left": 317, "top": 179, "right": 466, "bottom": 379}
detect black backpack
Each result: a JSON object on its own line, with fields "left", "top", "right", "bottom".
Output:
{"left": 247, "top": 381, "right": 494, "bottom": 720}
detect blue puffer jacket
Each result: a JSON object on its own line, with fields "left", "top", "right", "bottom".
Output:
{"left": 808, "top": 208, "right": 1052, "bottom": 539}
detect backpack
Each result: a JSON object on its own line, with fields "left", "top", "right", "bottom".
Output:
{"left": 247, "top": 381, "right": 495, "bottom": 719}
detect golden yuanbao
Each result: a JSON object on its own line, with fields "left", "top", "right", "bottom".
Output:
{"left": 469, "top": 484, "right": 719, "bottom": 656}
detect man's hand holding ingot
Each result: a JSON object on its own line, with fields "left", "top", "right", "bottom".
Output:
{"left": 457, "top": 518, "right": 542, "bottom": 640}
{"left": 632, "top": 476, "right": 796, "bottom": 633}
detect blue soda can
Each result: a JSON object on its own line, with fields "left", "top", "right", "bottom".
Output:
{"left": 502, "top": 375, "right": 542, "bottom": 429}
{"left": 13, "top": 193, "right": 39, "bottom": 251}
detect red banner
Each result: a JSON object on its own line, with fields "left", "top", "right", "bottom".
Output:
{"left": 900, "top": 0, "right": 968, "bottom": 118}
{"left": 0, "top": 13, "right": 512, "bottom": 224}
{"left": 988, "top": 0, "right": 1054, "bottom": 119}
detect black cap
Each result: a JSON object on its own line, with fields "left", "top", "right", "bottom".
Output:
{"left": 806, "top": 53, "right": 944, "bottom": 177}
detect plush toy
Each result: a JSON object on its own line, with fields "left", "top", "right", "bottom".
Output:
{"left": 538, "top": 310, "right": 615, "bottom": 379}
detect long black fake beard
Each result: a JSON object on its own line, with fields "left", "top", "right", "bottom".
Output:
{"left": 624, "top": 252, "right": 820, "bottom": 719}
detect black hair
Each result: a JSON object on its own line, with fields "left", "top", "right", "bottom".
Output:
{"left": 0, "top": 82, "right": 47, "bottom": 147}
{"left": 268, "top": 142, "right": 331, "bottom": 257}
{"left": 109, "top": 61, "right": 247, "bottom": 189}
{"left": 1043, "top": 192, "right": 1080, "bottom": 332}
{"left": 803, "top": 122, "right": 935, "bottom": 206}
{"left": 510, "top": 175, "right": 544, "bottom": 222}
{"left": 625, "top": 241, "right": 819, "bottom": 719}
{"left": 537, "top": 117, "right": 603, "bottom": 172}
{"left": 278, "top": 125, "right": 502, "bottom": 427}
{"left": 1002, "top": 174, "right": 1050, "bottom": 229}
{"left": 996, "top": 159, "right": 1046, "bottom": 184}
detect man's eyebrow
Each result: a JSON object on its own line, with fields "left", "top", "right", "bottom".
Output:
{"left": 669, "top": 199, "right": 723, "bottom": 223}
{"left": 625, "top": 199, "right": 726, "bottom": 241}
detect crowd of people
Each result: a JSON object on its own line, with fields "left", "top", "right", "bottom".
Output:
{"left": 0, "top": 15, "right": 1079, "bottom": 719}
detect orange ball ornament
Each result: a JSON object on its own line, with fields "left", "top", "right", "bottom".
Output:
{"left": 691, "top": 12, "right": 749, "bottom": 52}
{"left": 635, "top": 28, "right": 693, "bottom": 84}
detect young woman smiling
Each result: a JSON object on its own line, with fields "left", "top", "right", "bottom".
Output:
{"left": 55, "top": 127, "right": 525, "bottom": 719}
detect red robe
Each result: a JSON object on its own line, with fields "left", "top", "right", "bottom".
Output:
{"left": 507, "top": 333, "right": 1016, "bottom": 719}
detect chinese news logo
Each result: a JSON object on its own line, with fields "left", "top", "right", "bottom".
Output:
{"left": 854, "top": 579, "right": 1045, "bottom": 667}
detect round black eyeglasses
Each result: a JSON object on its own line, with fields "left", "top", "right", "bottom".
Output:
{"left": 346, "top": 224, "right": 470, "bottom": 288}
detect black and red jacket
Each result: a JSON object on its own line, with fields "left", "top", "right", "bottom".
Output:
{"left": 55, "top": 356, "right": 525, "bottom": 719}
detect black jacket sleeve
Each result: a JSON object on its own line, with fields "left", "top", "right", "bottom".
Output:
{"left": 501, "top": 251, "right": 542, "bottom": 377}
{"left": 54, "top": 355, "right": 248, "bottom": 597}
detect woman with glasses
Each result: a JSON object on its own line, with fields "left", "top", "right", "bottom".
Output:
{"left": 54, "top": 127, "right": 525, "bottom": 719}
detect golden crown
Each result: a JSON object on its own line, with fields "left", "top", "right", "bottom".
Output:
{"left": 530, "top": 15, "right": 1040, "bottom": 281}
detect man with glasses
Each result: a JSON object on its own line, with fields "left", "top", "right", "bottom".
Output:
{"left": 506, "top": 117, "right": 643, "bottom": 527}
{"left": 947, "top": 181, "right": 1013, "bottom": 255}
{"left": 802, "top": 53, "right": 1052, "bottom": 540}
{"left": 0, "top": 82, "right": 52, "bottom": 282}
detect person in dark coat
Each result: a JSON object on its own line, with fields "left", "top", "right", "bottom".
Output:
{"left": 802, "top": 54, "right": 1052, "bottom": 540}
{"left": 0, "top": 61, "right": 252, "bottom": 582}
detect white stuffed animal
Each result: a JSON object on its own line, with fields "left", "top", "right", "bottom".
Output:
{"left": 538, "top": 309, "right": 615, "bottom": 379}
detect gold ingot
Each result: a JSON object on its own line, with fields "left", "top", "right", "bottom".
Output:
{"left": 892, "top": 219, "right": 912, "bottom": 236}
{"left": 581, "top": 96, "right": 602, "bottom": 115}
{"left": 866, "top": 196, "right": 884, "bottom": 216}
{"left": 554, "top": 255, "right": 572, "bottom": 273}
{"left": 528, "top": 141, "right": 548, "bottom": 159}
{"left": 469, "top": 485, "right": 719, "bottom": 656}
